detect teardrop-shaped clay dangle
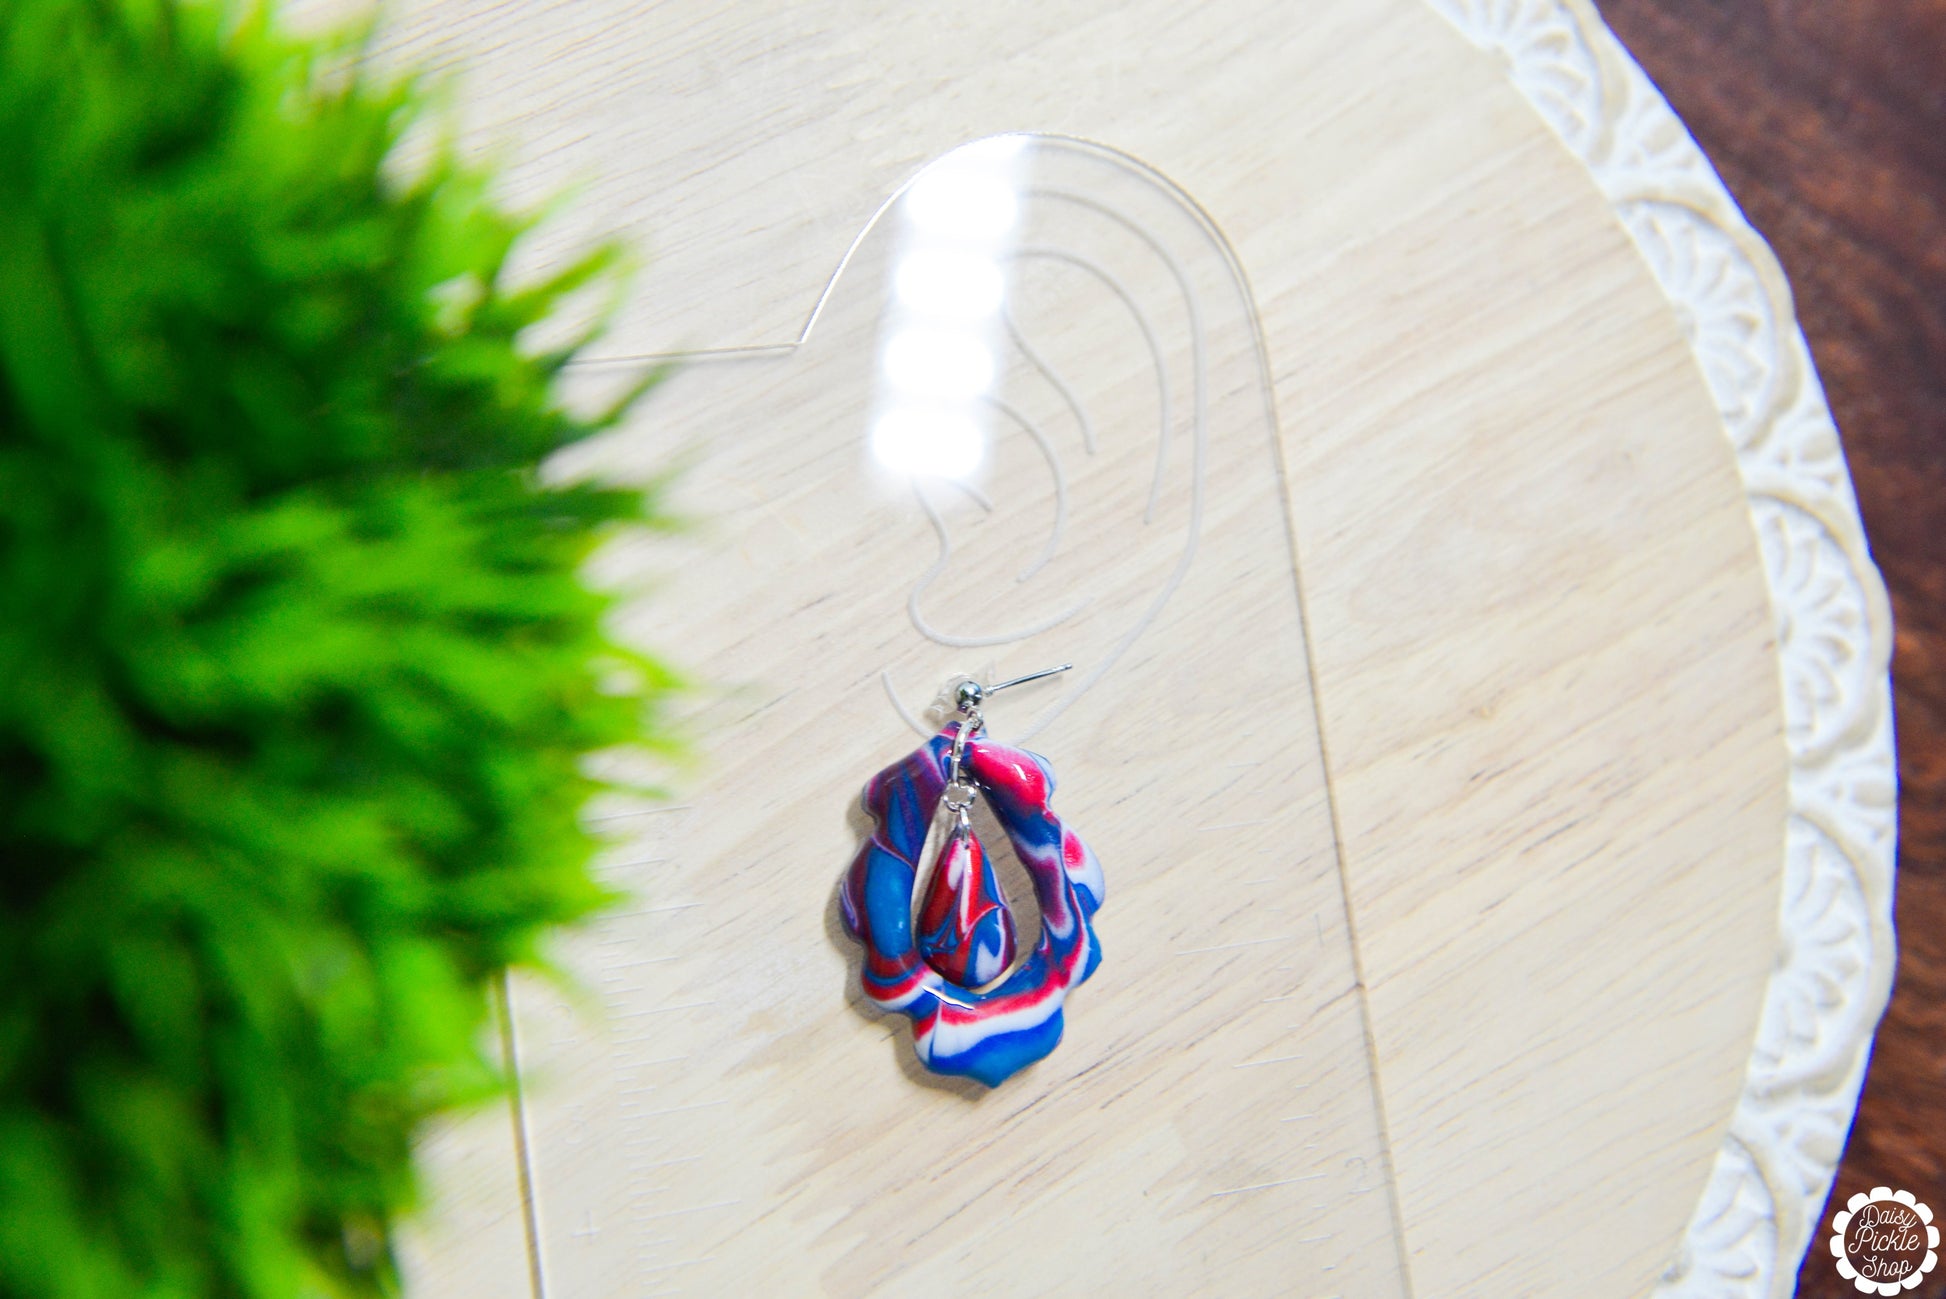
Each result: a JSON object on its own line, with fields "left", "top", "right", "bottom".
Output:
{"left": 916, "top": 808, "right": 1018, "bottom": 988}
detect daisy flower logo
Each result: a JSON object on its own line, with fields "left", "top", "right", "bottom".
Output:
{"left": 1829, "top": 1187, "right": 1939, "bottom": 1294}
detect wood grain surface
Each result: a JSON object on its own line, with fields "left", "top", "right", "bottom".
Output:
{"left": 305, "top": 1, "right": 1808, "bottom": 1294}
{"left": 1595, "top": 1, "right": 1946, "bottom": 1294}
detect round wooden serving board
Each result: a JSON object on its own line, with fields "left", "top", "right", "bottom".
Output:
{"left": 300, "top": 0, "right": 1897, "bottom": 1295}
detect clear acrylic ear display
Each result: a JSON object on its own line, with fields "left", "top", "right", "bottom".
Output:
{"left": 476, "top": 135, "right": 1409, "bottom": 1298}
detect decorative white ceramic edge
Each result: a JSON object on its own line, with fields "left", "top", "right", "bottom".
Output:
{"left": 1419, "top": 2, "right": 1899, "bottom": 1295}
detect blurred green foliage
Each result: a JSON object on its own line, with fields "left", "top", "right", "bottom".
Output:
{"left": 0, "top": 1, "right": 670, "bottom": 1294}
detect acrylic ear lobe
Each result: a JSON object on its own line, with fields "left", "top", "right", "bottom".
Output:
{"left": 915, "top": 814, "right": 1019, "bottom": 988}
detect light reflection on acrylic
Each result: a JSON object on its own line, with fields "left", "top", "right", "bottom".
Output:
{"left": 869, "top": 136, "right": 1030, "bottom": 482}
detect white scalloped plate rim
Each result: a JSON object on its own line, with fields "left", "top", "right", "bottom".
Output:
{"left": 1419, "top": 2, "right": 1900, "bottom": 1295}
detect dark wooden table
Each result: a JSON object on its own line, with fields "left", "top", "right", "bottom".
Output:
{"left": 1596, "top": 2, "right": 1946, "bottom": 1294}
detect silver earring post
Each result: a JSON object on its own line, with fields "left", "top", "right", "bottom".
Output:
{"left": 952, "top": 663, "right": 1073, "bottom": 717}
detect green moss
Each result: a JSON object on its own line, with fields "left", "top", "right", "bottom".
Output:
{"left": 0, "top": 2, "right": 669, "bottom": 1294}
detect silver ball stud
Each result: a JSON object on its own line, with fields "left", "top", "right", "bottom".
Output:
{"left": 954, "top": 680, "right": 985, "bottom": 714}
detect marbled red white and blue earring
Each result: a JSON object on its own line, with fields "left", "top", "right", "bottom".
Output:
{"left": 838, "top": 668, "right": 1104, "bottom": 1087}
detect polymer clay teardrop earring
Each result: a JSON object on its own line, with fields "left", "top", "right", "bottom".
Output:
{"left": 838, "top": 667, "right": 1105, "bottom": 1087}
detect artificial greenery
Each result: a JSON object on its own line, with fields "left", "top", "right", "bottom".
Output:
{"left": 0, "top": 1, "right": 669, "bottom": 1295}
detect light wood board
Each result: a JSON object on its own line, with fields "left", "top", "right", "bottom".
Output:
{"left": 304, "top": 0, "right": 1792, "bottom": 1294}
